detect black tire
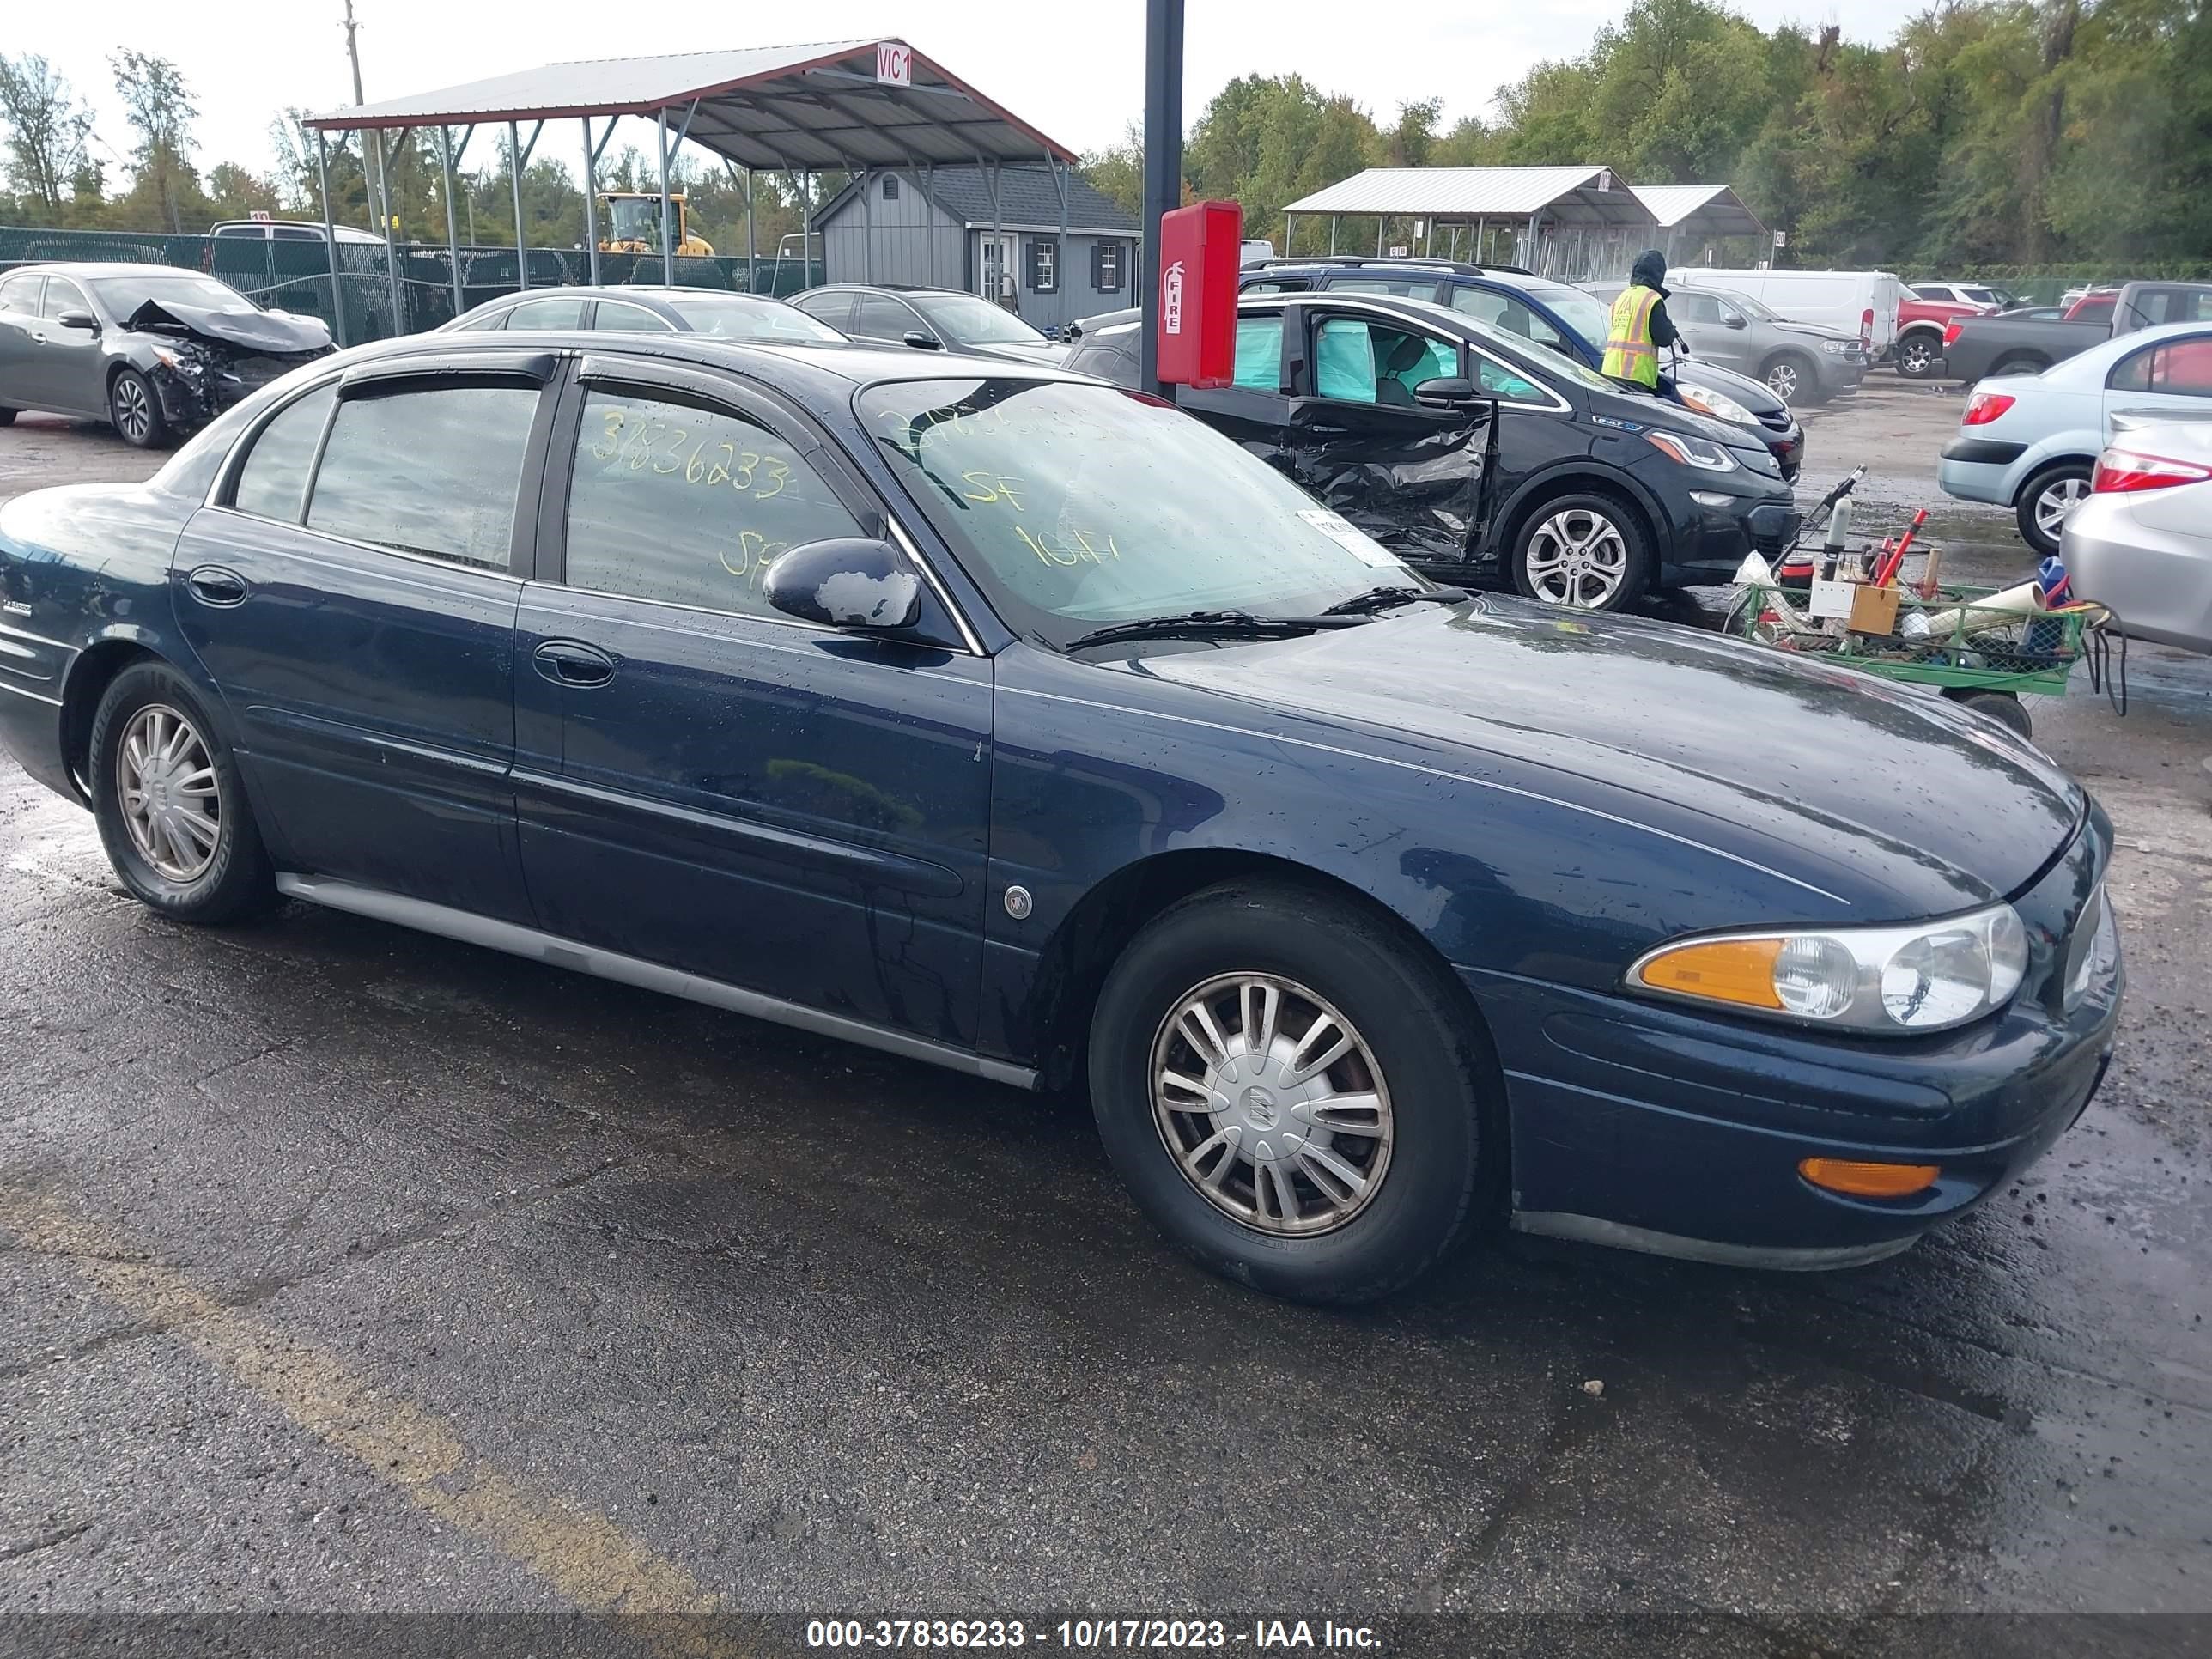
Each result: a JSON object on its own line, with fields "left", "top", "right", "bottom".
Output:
{"left": 1760, "top": 352, "right": 1822, "bottom": 405}
{"left": 1087, "top": 878, "right": 1497, "bottom": 1305}
{"left": 107, "top": 367, "right": 169, "bottom": 448}
{"left": 1509, "top": 489, "right": 1652, "bottom": 612}
{"left": 1989, "top": 354, "right": 2049, "bottom": 379}
{"left": 1894, "top": 334, "right": 1940, "bottom": 380}
{"left": 1949, "top": 690, "right": 2033, "bottom": 739}
{"left": 89, "top": 661, "right": 277, "bottom": 924}
{"left": 2014, "top": 460, "right": 2093, "bottom": 557}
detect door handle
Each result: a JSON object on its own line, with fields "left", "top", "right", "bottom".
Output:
{"left": 532, "top": 639, "right": 617, "bottom": 688}
{"left": 185, "top": 566, "right": 249, "bottom": 607}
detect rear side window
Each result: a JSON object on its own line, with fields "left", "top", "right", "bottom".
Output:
{"left": 590, "top": 301, "right": 676, "bottom": 333}
{"left": 231, "top": 384, "right": 335, "bottom": 522}
{"left": 504, "top": 295, "right": 586, "bottom": 330}
{"left": 0, "top": 274, "right": 40, "bottom": 312}
{"left": 2109, "top": 337, "right": 2212, "bottom": 398}
{"left": 1232, "top": 316, "right": 1282, "bottom": 391}
{"left": 562, "top": 388, "right": 865, "bottom": 617}
{"left": 306, "top": 385, "right": 538, "bottom": 569}
{"left": 1448, "top": 287, "right": 1568, "bottom": 351}
{"left": 792, "top": 291, "right": 855, "bottom": 330}
{"left": 854, "top": 293, "right": 918, "bottom": 338}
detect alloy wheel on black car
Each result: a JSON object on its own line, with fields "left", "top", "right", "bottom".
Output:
{"left": 1510, "top": 493, "right": 1650, "bottom": 612}
{"left": 108, "top": 368, "right": 167, "bottom": 448}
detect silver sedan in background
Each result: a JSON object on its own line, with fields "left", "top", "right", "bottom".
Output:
{"left": 2063, "top": 418, "right": 2212, "bottom": 653}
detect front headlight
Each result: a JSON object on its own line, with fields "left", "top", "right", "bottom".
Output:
{"left": 1820, "top": 339, "right": 1852, "bottom": 355}
{"left": 1628, "top": 902, "right": 2028, "bottom": 1034}
{"left": 1676, "top": 386, "right": 1753, "bottom": 427}
{"left": 1643, "top": 429, "right": 1737, "bottom": 471}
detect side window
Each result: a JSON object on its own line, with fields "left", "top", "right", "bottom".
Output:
{"left": 1029, "top": 236, "right": 1058, "bottom": 294}
{"left": 0, "top": 275, "right": 40, "bottom": 312}
{"left": 1315, "top": 318, "right": 1379, "bottom": 401}
{"left": 230, "top": 384, "right": 336, "bottom": 522}
{"left": 564, "top": 388, "right": 865, "bottom": 617}
{"left": 503, "top": 295, "right": 586, "bottom": 330}
{"left": 1314, "top": 319, "right": 1455, "bottom": 405}
{"left": 2114, "top": 337, "right": 2212, "bottom": 397}
{"left": 1093, "top": 242, "right": 1122, "bottom": 291}
{"left": 1473, "top": 355, "right": 1545, "bottom": 404}
{"left": 791, "top": 291, "right": 854, "bottom": 331}
{"left": 854, "top": 293, "right": 917, "bottom": 338}
{"left": 1671, "top": 292, "right": 1720, "bottom": 326}
{"left": 1231, "top": 315, "right": 1283, "bottom": 392}
{"left": 39, "top": 278, "right": 89, "bottom": 320}
{"left": 1329, "top": 278, "right": 1425, "bottom": 297}
{"left": 448, "top": 307, "right": 508, "bottom": 332}
{"left": 271, "top": 226, "right": 319, "bottom": 241}
{"left": 1448, "top": 287, "right": 1510, "bottom": 327}
{"left": 590, "top": 301, "right": 676, "bottom": 333}
{"left": 306, "top": 384, "right": 538, "bottom": 570}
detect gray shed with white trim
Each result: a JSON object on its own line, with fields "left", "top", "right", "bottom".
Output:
{"left": 811, "top": 165, "right": 1139, "bottom": 334}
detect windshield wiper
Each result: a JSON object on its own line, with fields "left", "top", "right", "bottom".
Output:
{"left": 1320, "top": 584, "right": 1468, "bottom": 617}
{"left": 1063, "top": 610, "right": 1369, "bottom": 651}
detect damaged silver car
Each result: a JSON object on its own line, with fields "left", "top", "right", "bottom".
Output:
{"left": 0, "top": 263, "right": 333, "bottom": 448}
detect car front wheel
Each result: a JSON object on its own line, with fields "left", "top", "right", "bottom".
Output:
{"left": 1510, "top": 492, "right": 1650, "bottom": 611}
{"left": 1088, "top": 879, "right": 1493, "bottom": 1305}
{"left": 108, "top": 368, "right": 169, "bottom": 448}
{"left": 89, "top": 662, "right": 276, "bottom": 923}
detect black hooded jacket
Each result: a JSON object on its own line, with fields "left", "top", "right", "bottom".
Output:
{"left": 1626, "top": 249, "right": 1680, "bottom": 351}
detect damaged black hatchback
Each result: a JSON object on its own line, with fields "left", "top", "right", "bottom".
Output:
{"left": 0, "top": 263, "right": 333, "bottom": 448}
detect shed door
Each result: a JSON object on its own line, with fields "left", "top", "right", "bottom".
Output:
{"left": 977, "top": 234, "right": 1017, "bottom": 304}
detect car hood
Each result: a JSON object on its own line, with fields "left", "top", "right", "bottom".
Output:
{"left": 967, "top": 337, "right": 1066, "bottom": 364}
{"left": 125, "top": 298, "right": 333, "bottom": 356}
{"left": 1674, "top": 360, "right": 1790, "bottom": 421}
{"left": 1123, "top": 599, "right": 2083, "bottom": 918}
{"left": 1772, "top": 320, "right": 1858, "bottom": 344}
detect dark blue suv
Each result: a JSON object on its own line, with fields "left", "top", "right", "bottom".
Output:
{"left": 1228, "top": 258, "right": 1804, "bottom": 480}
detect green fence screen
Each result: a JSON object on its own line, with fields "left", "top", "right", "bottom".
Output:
{"left": 0, "top": 226, "right": 824, "bottom": 344}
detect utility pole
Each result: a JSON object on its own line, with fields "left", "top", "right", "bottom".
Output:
{"left": 1138, "top": 0, "right": 1184, "bottom": 398}
{"left": 341, "top": 0, "right": 385, "bottom": 234}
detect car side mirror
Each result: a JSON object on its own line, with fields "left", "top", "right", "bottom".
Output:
{"left": 902, "top": 330, "right": 943, "bottom": 350}
{"left": 1723, "top": 313, "right": 1747, "bottom": 330}
{"left": 763, "top": 538, "right": 922, "bottom": 632}
{"left": 1413, "top": 375, "right": 1478, "bottom": 409}
{"left": 57, "top": 309, "right": 99, "bottom": 331}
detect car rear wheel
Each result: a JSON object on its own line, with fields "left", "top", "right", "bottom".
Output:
{"left": 108, "top": 368, "right": 168, "bottom": 449}
{"left": 1510, "top": 492, "right": 1650, "bottom": 611}
{"left": 1088, "top": 878, "right": 1492, "bottom": 1305}
{"left": 1990, "top": 355, "right": 2048, "bottom": 379}
{"left": 2016, "top": 462, "right": 2092, "bottom": 556}
{"left": 89, "top": 662, "right": 276, "bottom": 924}
{"left": 1895, "top": 336, "right": 1939, "bottom": 379}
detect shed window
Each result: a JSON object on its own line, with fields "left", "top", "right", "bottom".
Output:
{"left": 1030, "top": 236, "right": 1058, "bottom": 294}
{"left": 882, "top": 175, "right": 899, "bottom": 201}
{"left": 1092, "top": 242, "right": 1123, "bottom": 292}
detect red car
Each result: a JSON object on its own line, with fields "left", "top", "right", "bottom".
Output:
{"left": 1893, "top": 288, "right": 1996, "bottom": 379}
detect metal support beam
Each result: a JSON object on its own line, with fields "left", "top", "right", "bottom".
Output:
{"left": 1054, "top": 156, "right": 1070, "bottom": 323}
{"left": 1329, "top": 214, "right": 1339, "bottom": 255}
{"left": 862, "top": 166, "right": 874, "bottom": 283}
{"left": 988, "top": 158, "right": 1003, "bottom": 304}
{"left": 580, "top": 118, "right": 600, "bottom": 285}
{"left": 438, "top": 126, "right": 463, "bottom": 317}
{"left": 743, "top": 167, "right": 757, "bottom": 290}
{"left": 1138, "top": 0, "right": 1183, "bottom": 397}
{"left": 657, "top": 108, "right": 674, "bottom": 287}
{"left": 801, "top": 171, "right": 814, "bottom": 288}
{"left": 380, "top": 128, "right": 408, "bottom": 331}
{"left": 314, "top": 131, "right": 346, "bottom": 347}
{"left": 507, "top": 121, "right": 541, "bottom": 290}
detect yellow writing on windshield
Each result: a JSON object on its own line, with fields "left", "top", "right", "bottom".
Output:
{"left": 961, "top": 472, "right": 1026, "bottom": 510}
{"left": 1016, "top": 525, "right": 1121, "bottom": 567}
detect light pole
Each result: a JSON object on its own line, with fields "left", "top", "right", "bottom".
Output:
{"left": 1137, "top": 0, "right": 1183, "bottom": 398}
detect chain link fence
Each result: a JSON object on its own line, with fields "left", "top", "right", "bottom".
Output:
{"left": 0, "top": 226, "right": 823, "bottom": 343}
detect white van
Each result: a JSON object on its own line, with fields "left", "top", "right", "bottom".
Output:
{"left": 1665, "top": 267, "right": 1903, "bottom": 353}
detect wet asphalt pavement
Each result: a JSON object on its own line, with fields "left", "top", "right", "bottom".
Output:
{"left": 1, "top": 384, "right": 2208, "bottom": 1653}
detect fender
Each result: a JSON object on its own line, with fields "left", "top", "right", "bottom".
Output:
{"left": 1486, "top": 455, "right": 1676, "bottom": 557}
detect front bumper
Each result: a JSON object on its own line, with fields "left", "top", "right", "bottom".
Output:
{"left": 1466, "top": 820, "right": 2122, "bottom": 1265}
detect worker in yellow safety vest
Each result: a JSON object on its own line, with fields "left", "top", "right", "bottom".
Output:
{"left": 1601, "top": 249, "right": 1682, "bottom": 391}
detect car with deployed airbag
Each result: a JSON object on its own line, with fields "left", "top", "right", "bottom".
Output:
{"left": 0, "top": 330, "right": 2120, "bottom": 1304}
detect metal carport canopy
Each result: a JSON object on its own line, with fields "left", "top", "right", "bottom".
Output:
{"left": 1281, "top": 166, "right": 1657, "bottom": 228}
{"left": 1631, "top": 185, "right": 1767, "bottom": 240}
{"left": 301, "top": 38, "right": 1078, "bottom": 169}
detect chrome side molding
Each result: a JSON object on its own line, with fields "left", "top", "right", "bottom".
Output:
{"left": 274, "top": 873, "right": 1038, "bottom": 1091}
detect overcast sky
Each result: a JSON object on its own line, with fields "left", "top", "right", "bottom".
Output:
{"left": 21, "top": 1, "right": 1921, "bottom": 185}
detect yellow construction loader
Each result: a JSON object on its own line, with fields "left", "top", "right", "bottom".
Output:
{"left": 598, "top": 192, "right": 714, "bottom": 256}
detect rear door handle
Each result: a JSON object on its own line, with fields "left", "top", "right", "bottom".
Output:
{"left": 532, "top": 639, "right": 617, "bottom": 688}
{"left": 185, "top": 565, "right": 249, "bottom": 607}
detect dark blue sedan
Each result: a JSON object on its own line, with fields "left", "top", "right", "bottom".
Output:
{"left": 0, "top": 329, "right": 2121, "bottom": 1303}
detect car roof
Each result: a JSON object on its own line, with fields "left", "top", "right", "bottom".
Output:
{"left": 10, "top": 262, "right": 213, "bottom": 280}
{"left": 478, "top": 286, "right": 786, "bottom": 305}
{"left": 805, "top": 283, "right": 947, "bottom": 296}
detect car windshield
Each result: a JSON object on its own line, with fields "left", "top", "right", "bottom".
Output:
{"left": 1960, "top": 286, "right": 1999, "bottom": 305}
{"left": 860, "top": 377, "right": 1419, "bottom": 649}
{"left": 1450, "top": 312, "right": 1611, "bottom": 393}
{"left": 90, "top": 272, "right": 253, "bottom": 313}
{"left": 1525, "top": 284, "right": 1613, "bottom": 347}
{"left": 662, "top": 295, "right": 844, "bottom": 341}
{"left": 911, "top": 293, "right": 1049, "bottom": 347}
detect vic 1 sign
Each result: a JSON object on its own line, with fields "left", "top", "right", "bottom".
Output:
{"left": 876, "top": 42, "right": 912, "bottom": 86}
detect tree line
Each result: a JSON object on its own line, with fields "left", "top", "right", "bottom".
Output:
{"left": 1085, "top": 0, "right": 2212, "bottom": 275}
{"left": 6, "top": 1, "right": 2208, "bottom": 275}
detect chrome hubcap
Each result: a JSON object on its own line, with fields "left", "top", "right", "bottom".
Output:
{"left": 1903, "top": 342, "right": 1930, "bottom": 369}
{"left": 2035, "top": 477, "right": 2088, "bottom": 539}
{"left": 1152, "top": 973, "right": 1394, "bottom": 1237}
{"left": 118, "top": 704, "right": 221, "bottom": 882}
{"left": 1524, "top": 508, "right": 1629, "bottom": 608}
{"left": 113, "top": 377, "right": 149, "bottom": 441}
{"left": 1767, "top": 362, "right": 1800, "bottom": 399}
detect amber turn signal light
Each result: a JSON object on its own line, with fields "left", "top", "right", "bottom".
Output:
{"left": 1798, "top": 1158, "right": 1941, "bottom": 1199}
{"left": 1632, "top": 937, "right": 1784, "bottom": 1010}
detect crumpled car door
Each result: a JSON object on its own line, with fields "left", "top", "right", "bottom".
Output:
{"left": 1279, "top": 386, "right": 1492, "bottom": 565}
